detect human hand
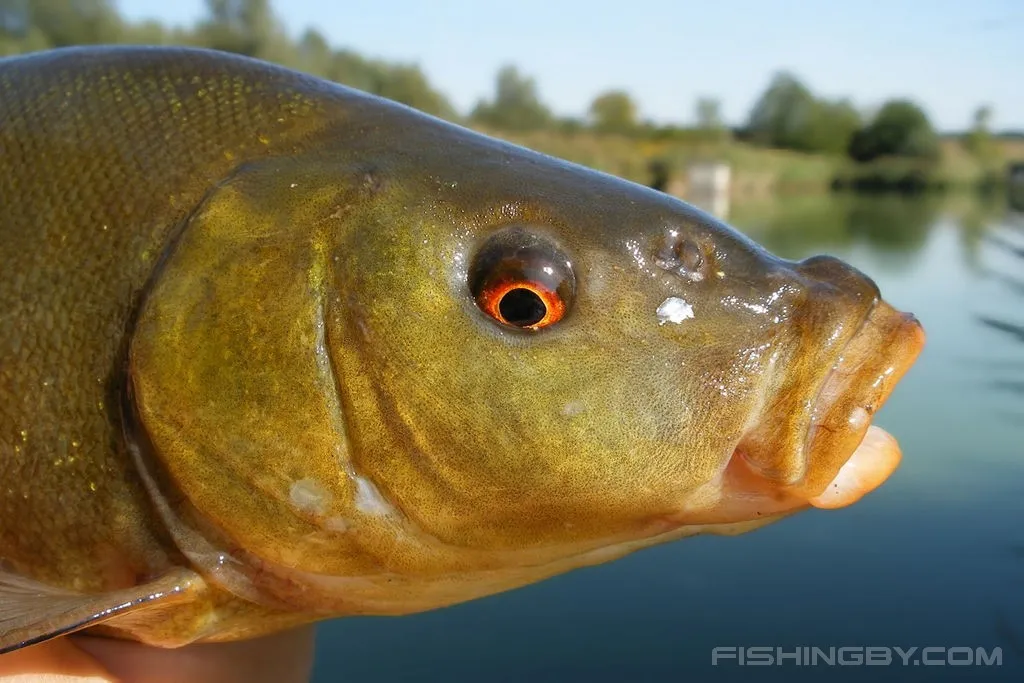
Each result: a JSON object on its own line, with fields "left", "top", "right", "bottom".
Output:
{"left": 0, "top": 626, "right": 315, "bottom": 683}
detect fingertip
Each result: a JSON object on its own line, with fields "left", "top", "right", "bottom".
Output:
{"left": 72, "top": 627, "right": 316, "bottom": 683}
{"left": 0, "top": 637, "right": 115, "bottom": 682}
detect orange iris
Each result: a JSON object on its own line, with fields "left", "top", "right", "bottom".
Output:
{"left": 478, "top": 279, "right": 567, "bottom": 330}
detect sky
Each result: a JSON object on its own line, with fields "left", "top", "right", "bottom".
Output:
{"left": 118, "top": 0, "right": 1024, "bottom": 132}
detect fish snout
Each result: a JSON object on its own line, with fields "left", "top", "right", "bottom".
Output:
{"left": 714, "top": 256, "right": 925, "bottom": 520}
{"left": 793, "top": 253, "right": 882, "bottom": 306}
{"left": 796, "top": 253, "right": 879, "bottom": 288}
{"left": 786, "top": 256, "right": 922, "bottom": 507}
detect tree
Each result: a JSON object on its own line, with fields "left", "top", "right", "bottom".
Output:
{"left": 965, "top": 105, "right": 999, "bottom": 164}
{"left": 300, "top": 47, "right": 456, "bottom": 119}
{"left": 973, "top": 105, "right": 993, "bottom": 131}
{"left": 744, "top": 72, "right": 816, "bottom": 150}
{"left": 805, "top": 99, "right": 862, "bottom": 155}
{"left": 195, "top": 0, "right": 290, "bottom": 62}
{"left": 295, "top": 28, "right": 332, "bottom": 77}
{"left": 0, "top": 0, "right": 49, "bottom": 55}
{"left": 325, "top": 49, "right": 378, "bottom": 93}
{"left": 588, "top": 90, "right": 638, "bottom": 135}
{"left": 694, "top": 97, "right": 729, "bottom": 142}
{"left": 743, "top": 73, "right": 862, "bottom": 154}
{"left": 2, "top": 0, "right": 123, "bottom": 49}
{"left": 0, "top": 0, "right": 30, "bottom": 38}
{"left": 848, "top": 99, "right": 940, "bottom": 163}
{"left": 695, "top": 97, "right": 723, "bottom": 130}
{"left": 471, "top": 65, "right": 552, "bottom": 131}
{"left": 122, "top": 19, "right": 173, "bottom": 45}
{"left": 556, "top": 116, "right": 584, "bottom": 135}
{"left": 372, "top": 63, "right": 457, "bottom": 120}
{"left": 0, "top": 0, "right": 458, "bottom": 120}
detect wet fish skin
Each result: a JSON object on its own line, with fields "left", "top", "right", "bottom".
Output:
{"left": 0, "top": 46, "right": 923, "bottom": 649}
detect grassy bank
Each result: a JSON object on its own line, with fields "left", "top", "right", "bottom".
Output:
{"left": 476, "top": 127, "right": 841, "bottom": 197}
{"left": 474, "top": 127, "right": 1024, "bottom": 198}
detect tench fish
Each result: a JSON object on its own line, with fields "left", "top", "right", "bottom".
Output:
{"left": 0, "top": 46, "right": 925, "bottom": 652}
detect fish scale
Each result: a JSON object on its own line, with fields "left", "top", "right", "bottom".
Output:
{"left": 0, "top": 47, "right": 340, "bottom": 592}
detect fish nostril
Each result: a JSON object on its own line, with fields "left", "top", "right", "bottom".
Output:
{"left": 654, "top": 230, "right": 709, "bottom": 282}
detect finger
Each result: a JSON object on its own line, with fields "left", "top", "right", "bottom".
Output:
{"left": 75, "top": 627, "right": 316, "bottom": 683}
{"left": 0, "top": 637, "right": 113, "bottom": 682}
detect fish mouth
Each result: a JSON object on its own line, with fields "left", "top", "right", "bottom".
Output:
{"left": 675, "top": 299, "right": 925, "bottom": 526}
{"left": 796, "top": 300, "right": 926, "bottom": 508}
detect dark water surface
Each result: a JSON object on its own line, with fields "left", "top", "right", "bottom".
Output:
{"left": 312, "top": 194, "right": 1024, "bottom": 682}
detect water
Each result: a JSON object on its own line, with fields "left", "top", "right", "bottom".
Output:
{"left": 311, "top": 194, "right": 1024, "bottom": 682}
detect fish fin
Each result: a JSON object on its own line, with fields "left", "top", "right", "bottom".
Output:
{"left": 0, "top": 566, "right": 200, "bottom": 654}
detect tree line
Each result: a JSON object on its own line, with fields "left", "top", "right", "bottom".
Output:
{"left": 0, "top": 0, "right": 1001, "bottom": 168}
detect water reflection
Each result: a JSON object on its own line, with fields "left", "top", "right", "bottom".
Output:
{"left": 975, "top": 225, "right": 1024, "bottom": 408}
{"left": 982, "top": 270, "right": 1024, "bottom": 298}
{"left": 955, "top": 194, "right": 1008, "bottom": 271}
{"left": 995, "top": 612, "right": 1024, "bottom": 659}
{"left": 996, "top": 545, "right": 1024, "bottom": 662}
{"left": 727, "top": 195, "right": 939, "bottom": 266}
{"left": 728, "top": 193, "right": 1013, "bottom": 276}
{"left": 1009, "top": 174, "right": 1024, "bottom": 214}
{"left": 979, "top": 316, "right": 1024, "bottom": 345}
{"left": 987, "top": 233, "right": 1024, "bottom": 260}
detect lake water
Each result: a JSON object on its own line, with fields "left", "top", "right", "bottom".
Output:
{"left": 311, "top": 193, "right": 1024, "bottom": 682}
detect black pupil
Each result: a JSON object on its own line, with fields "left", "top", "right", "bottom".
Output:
{"left": 498, "top": 288, "right": 547, "bottom": 327}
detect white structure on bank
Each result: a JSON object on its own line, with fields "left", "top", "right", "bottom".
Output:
{"left": 686, "top": 161, "right": 732, "bottom": 219}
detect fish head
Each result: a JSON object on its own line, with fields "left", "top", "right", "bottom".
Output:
{"left": 129, "top": 111, "right": 924, "bottom": 619}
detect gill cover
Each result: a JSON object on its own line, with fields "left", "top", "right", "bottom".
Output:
{"left": 128, "top": 159, "right": 398, "bottom": 596}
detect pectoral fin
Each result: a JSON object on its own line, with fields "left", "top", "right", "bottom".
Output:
{"left": 0, "top": 567, "right": 201, "bottom": 654}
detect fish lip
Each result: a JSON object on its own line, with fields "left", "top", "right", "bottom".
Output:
{"left": 727, "top": 294, "right": 881, "bottom": 490}
{"left": 796, "top": 299, "right": 925, "bottom": 498}
{"left": 801, "top": 298, "right": 880, "bottom": 466}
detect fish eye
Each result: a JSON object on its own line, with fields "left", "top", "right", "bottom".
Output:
{"left": 469, "top": 227, "right": 575, "bottom": 331}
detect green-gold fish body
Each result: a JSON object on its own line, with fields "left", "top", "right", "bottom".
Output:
{"left": 0, "top": 46, "right": 924, "bottom": 651}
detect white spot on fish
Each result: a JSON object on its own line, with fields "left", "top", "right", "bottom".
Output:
{"left": 561, "top": 401, "right": 585, "bottom": 417}
{"left": 848, "top": 406, "right": 870, "bottom": 430}
{"left": 325, "top": 516, "right": 350, "bottom": 532}
{"left": 354, "top": 475, "right": 395, "bottom": 517}
{"left": 656, "top": 297, "right": 694, "bottom": 325}
{"left": 585, "top": 258, "right": 612, "bottom": 297}
{"left": 290, "top": 478, "right": 329, "bottom": 515}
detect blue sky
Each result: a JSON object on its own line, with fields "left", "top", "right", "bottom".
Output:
{"left": 119, "top": 0, "right": 1024, "bottom": 132}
